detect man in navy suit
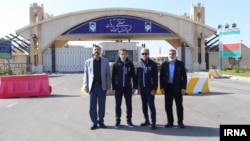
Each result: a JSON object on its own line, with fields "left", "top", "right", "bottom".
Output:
{"left": 83, "top": 45, "right": 111, "bottom": 130}
{"left": 112, "top": 49, "right": 137, "bottom": 129}
{"left": 160, "top": 49, "right": 187, "bottom": 128}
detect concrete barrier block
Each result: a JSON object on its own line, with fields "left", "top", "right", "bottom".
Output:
{"left": 209, "top": 69, "right": 222, "bottom": 79}
{"left": 186, "top": 77, "right": 210, "bottom": 94}
{"left": 156, "top": 77, "right": 210, "bottom": 95}
{"left": 0, "top": 73, "right": 52, "bottom": 98}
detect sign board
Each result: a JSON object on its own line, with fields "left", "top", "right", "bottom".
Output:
{"left": 219, "top": 28, "right": 241, "bottom": 58}
{"left": 0, "top": 39, "right": 12, "bottom": 59}
{"left": 63, "top": 16, "right": 174, "bottom": 35}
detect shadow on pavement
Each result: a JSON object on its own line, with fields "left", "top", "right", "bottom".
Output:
{"left": 102, "top": 124, "right": 219, "bottom": 137}
{"left": 185, "top": 92, "right": 235, "bottom": 96}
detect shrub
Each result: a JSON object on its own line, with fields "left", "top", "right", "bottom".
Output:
{"left": 222, "top": 66, "right": 227, "bottom": 71}
{"left": 233, "top": 67, "right": 240, "bottom": 73}
{"left": 211, "top": 65, "right": 217, "bottom": 69}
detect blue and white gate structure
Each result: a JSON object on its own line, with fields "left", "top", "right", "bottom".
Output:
{"left": 16, "top": 3, "right": 233, "bottom": 73}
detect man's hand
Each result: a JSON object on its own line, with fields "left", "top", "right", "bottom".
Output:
{"left": 181, "top": 89, "right": 186, "bottom": 95}
{"left": 151, "top": 90, "right": 156, "bottom": 95}
{"left": 134, "top": 89, "right": 139, "bottom": 95}
{"left": 84, "top": 89, "right": 89, "bottom": 94}
{"left": 160, "top": 89, "right": 165, "bottom": 94}
{"left": 132, "top": 89, "right": 135, "bottom": 94}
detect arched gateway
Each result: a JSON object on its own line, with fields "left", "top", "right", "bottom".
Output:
{"left": 16, "top": 3, "right": 218, "bottom": 73}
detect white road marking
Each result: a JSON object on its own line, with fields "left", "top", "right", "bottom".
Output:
{"left": 6, "top": 102, "right": 18, "bottom": 108}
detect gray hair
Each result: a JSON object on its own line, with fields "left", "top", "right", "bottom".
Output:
{"left": 141, "top": 48, "right": 150, "bottom": 53}
{"left": 168, "top": 48, "right": 176, "bottom": 54}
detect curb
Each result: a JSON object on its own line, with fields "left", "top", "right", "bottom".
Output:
{"left": 222, "top": 74, "right": 250, "bottom": 82}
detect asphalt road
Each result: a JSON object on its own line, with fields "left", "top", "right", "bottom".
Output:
{"left": 0, "top": 72, "right": 250, "bottom": 141}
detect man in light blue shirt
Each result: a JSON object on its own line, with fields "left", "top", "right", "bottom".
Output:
{"left": 168, "top": 62, "right": 175, "bottom": 84}
{"left": 160, "top": 49, "right": 187, "bottom": 128}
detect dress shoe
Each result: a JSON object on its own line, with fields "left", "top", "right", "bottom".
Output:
{"left": 151, "top": 123, "right": 156, "bottom": 130}
{"left": 164, "top": 123, "right": 173, "bottom": 128}
{"left": 99, "top": 123, "right": 107, "bottom": 128}
{"left": 90, "top": 124, "right": 98, "bottom": 130}
{"left": 127, "top": 121, "right": 134, "bottom": 128}
{"left": 114, "top": 121, "right": 120, "bottom": 129}
{"left": 178, "top": 123, "right": 185, "bottom": 128}
{"left": 140, "top": 121, "right": 150, "bottom": 126}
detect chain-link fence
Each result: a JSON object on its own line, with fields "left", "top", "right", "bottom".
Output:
{"left": 0, "top": 63, "right": 30, "bottom": 75}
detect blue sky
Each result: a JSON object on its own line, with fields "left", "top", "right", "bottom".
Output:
{"left": 0, "top": 0, "right": 249, "bottom": 55}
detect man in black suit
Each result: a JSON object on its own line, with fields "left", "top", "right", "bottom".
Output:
{"left": 160, "top": 49, "right": 187, "bottom": 128}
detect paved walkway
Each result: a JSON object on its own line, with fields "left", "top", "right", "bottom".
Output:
{"left": 193, "top": 71, "right": 250, "bottom": 82}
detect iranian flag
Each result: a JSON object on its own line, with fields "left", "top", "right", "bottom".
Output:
{"left": 219, "top": 28, "right": 241, "bottom": 58}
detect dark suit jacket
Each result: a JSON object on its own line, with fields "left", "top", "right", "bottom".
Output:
{"left": 160, "top": 60, "right": 187, "bottom": 93}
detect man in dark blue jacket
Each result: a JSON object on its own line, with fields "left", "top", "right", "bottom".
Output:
{"left": 112, "top": 49, "right": 137, "bottom": 129}
{"left": 137, "top": 48, "right": 158, "bottom": 130}
{"left": 160, "top": 49, "right": 187, "bottom": 128}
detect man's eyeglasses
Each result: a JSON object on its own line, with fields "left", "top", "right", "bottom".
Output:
{"left": 141, "top": 53, "right": 148, "bottom": 55}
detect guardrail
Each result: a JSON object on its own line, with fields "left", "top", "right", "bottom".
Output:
{"left": 0, "top": 63, "right": 30, "bottom": 74}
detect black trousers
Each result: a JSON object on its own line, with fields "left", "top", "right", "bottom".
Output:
{"left": 140, "top": 88, "right": 156, "bottom": 123}
{"left": 164, "top": 83, "right": 183, "bottom": 124}
{"left": 115, "top": 87, "right": 132, "bottom": 122}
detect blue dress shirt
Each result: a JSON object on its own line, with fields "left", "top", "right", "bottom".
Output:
{"left": 168, "top": 62, "right": 175, "bottom": 83}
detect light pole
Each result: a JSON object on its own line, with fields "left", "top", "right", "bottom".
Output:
{"left": 181, "top": 42, "right": 185, "bottom": 66}
{"left": 217, "top": 24, "right": 223, "bottom": 69}
{"left": 32, "top": 34, "right": 38, "bottom": 66}
{"left": 197, "top": 32, "right": 202, "bottom": 64}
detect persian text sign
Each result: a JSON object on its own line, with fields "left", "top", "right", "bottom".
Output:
{"left": 63, "top": 16, "right": 174, "bottom": 35}
{"left": 0, "top": 39, "right": 12, "bottom": 59}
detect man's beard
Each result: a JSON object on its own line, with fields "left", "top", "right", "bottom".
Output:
{"left": 92, "top": 52, "right": 100, "bottom": 57}
{"left": 168, "top": 57, "right": 176, "bottom": 62}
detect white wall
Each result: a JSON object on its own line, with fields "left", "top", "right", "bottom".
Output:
{"left": 43, "top": 47, "right": 92, "bottom": 72}
{"left": 177, "top": 47, "right": 193, "bottom": 72}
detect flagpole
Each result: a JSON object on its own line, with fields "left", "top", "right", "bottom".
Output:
{"left": 219, "top": 38, "right": 222, "bottom": 70}
{"left": 220, "top": 53, "right": 222, "bottom": 70}
{"left": 238, "top": 40, "right": 242, "bottom": 69}
{"left": 237, "top": 57, "right": 240, "bottom": 68}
